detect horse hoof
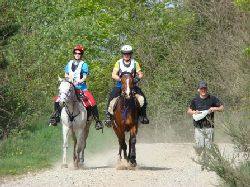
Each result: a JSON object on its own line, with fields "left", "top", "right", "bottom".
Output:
{"left": 130, "top": 160, "right": 137, "bottom": 167}
{"left": 74, "top": 162, "right": 79, "bottom": 169}
{"left": 61, "top": 164, "right": 68, "bottom": 168}
{"left": 78, "top": 162, "right": 84, "bottom": 169}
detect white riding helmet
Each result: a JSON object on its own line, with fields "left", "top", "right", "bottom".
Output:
{"left": 121, "top": 45, "right": 133, "bottom": 54}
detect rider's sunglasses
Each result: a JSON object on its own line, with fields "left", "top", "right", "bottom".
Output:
{"left": 74, "top": 52, "right": 82, "bottom": 55}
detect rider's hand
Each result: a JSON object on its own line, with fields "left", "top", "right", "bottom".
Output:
{"left": 73, "top": 82, "right": 79, "bottom": 86}
{"left": 134, "top": 77, "right": 140, "bottom": 84}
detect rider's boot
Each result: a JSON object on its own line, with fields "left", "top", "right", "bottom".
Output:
{"left": 91, "top": 105, "right": 103, "bottom": 130}
{"left": 104, "top": 112, "right": 112, "bottom": 127}
{"left": 140, "top": 105, "right": 149, "bottom": 124}
{"left": 48, "top": 102, "right": 61, "bottom": 126}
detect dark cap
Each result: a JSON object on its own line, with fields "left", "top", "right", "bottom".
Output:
{"left": 198, "top": 80, "right": 207, "bottom": 89}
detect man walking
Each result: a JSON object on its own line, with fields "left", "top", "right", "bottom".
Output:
{"left": 187, "top": 80, "right": 224, "bottom": 164}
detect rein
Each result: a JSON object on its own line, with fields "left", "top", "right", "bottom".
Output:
{"left": 64, "top": 102, "right": 80, "bottom": 122}
{"left": 121, "top": 94, "right": 137, "bottom": 130}
{"left": 60, "top": 81, "right": 81, "bottom": 123}
{"left": 123, "top": 97, "right": 128, "bottom": 130}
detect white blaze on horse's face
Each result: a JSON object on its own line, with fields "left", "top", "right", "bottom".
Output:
{"left": 125, "top": 78, "right": 131, "bottom": 99}
{"left": 59, "top": 81, "right": 72, "bottom": 103}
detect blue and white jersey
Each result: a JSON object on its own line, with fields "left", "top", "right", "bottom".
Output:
{"left": 65, "top": 60, "right": 88, "bottom": 90}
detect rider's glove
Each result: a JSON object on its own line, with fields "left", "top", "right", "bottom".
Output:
{"left": 134, "top": 77, "right": 140, "bottom": 84}
{"left": 73, "top": 82, "right": 79, "bottom": 86}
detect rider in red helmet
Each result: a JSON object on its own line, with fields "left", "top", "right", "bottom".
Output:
{"left": 48, "top": 45, "right": 103, "bottom": 130}
{"left": 73, "top": 45, "right": 85, "bottom": 52}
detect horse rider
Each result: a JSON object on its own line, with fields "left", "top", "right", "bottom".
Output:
{"left": 105, "top": 45, "right": 149, "bottom": 126}
{"left": 48, "top": 45, "right": 103, "bottom": 130}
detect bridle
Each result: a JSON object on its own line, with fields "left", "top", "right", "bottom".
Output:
{"left": 120, "top": 72, "right": 134, "bottom": 99}
{"left": 119, "top": 73, "right": 138, "bottom": 129}
{"left": 59, "top": 80, "right": 80, "bottom": 123}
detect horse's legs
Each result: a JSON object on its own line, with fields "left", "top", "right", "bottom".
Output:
{"left": 118, "top": 145, "right": 122, "bottom": 161}
{"left": 129, "top": 126, "right": 137, "bottom": 167}
{"left": 79, "top": 121, "right": 90, "bottom": 166}
{"left": 72, "top": 131, "right": 78, "bottom": 168}
{"left": 76, "top": 128, "right": 85, "bottom": 168}
{"left": 62, "top": 125, "right": 70, "bottom": 168}
{"left": 128, "top": 136, "right": 132, "bottom": 159}
{"left": 83, "top": 120, "right": 91, "bottom": 150}
{"left": 118, "top": 137, "right": 127, "bottom": 161}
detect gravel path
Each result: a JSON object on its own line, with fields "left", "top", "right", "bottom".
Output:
{"left": 0, "top": 143, "right": 223, "bottom": 187}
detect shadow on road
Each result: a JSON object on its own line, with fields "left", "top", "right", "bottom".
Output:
{"left": 138, "top": 166, "right": 172, "bottom": 171}
{"left": 84, "top": 166, "right": 113, "bottom": 170}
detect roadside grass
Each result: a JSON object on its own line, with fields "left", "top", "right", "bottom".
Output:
{"left": 203, "top": 110, "right": 250, "bottom": 186}
{"left": 205, "top": 145, "right": 250, "bottom": 186}
{"left": 0, "top": 117, "right": 117, "bottom": 176}
{"left": 0, "top": 119, "right": 62, "bottom": 175}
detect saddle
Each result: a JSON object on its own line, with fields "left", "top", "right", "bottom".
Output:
{"left": 108, "top": 94, "right": 144, "bottom": 115}
{"left": 75, "top": 89, "right": 91, "bottom": 107}
{"left": 75, "top": 90, "right": 92, "bottom": 120}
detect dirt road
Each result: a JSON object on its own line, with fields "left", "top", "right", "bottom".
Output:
{"left": 0, "top": 143, "right": 225, "bottom": 187}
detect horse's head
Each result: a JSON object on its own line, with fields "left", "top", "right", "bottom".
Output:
{"left": 121, "top": 72, "right": 134, "bottom": 99}
{"left": 58, "top": 77, "right": 75, "bottom": 104}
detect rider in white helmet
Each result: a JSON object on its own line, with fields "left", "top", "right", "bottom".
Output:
{"left": 104, "top": 45, "right": 149, "bottom": 126}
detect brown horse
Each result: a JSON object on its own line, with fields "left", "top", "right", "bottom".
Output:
{"left": 112, "top": 72, "right": 140, "bottom": 167}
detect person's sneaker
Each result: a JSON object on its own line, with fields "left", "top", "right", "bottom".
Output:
{"left": 141, "top": 116, "right": 149, "bottom": 124}
{"left": 104, "top": 113, "right": 112, "bottom": 127}
{"left": 95, "top": 120, "right": 103, "bottom": 130}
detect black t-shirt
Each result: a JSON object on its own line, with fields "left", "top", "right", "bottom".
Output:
{"left": 189, "top": 95, "right": 223, "bottom": 128}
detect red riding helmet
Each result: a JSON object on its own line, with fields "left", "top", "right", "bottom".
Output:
{"left": 73, "top": 45, "right": 85, "bottom": 54}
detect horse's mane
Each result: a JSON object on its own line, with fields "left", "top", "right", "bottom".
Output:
{"left": 120, "top": 72, "right": 133, "bottom": 77}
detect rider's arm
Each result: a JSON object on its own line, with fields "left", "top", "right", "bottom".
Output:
{"left": 135, "top": 62, "right": 143, "bottom": 79}
{"left": 64, "top": 64, "right": 72, "bottom": 80}
{"left": 76, "top": 75, "right": 87, "bottom": 84}
{"left": 65, "top": 73, "right": 70, "bottom": 79}
{"left": 137, "top": 70, "right": 143, "bottom": 79}
{"left": 79, "top": 63, "right": 88, "bottom": 83}
{"left": 112, "top": 68, "right": 121, "bottom": 81}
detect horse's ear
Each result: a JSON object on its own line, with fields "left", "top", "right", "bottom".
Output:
{"left": 58, "top": 75, "right": 63, "bottom": 82}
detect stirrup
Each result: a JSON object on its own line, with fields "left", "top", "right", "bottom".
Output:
{"left": 48, "top": 117, "right": 57, "bottom": 126}
{"left": 141, "top": 116, "right": 149, "bottom": 124}
{"left": 104, "top": 113, "right": 112, "bottom": 127}
{"left": 95, "top": 121, "right": 103, "bottom": 130}
{"left": 104, "top": 119, "right": 112, "bottom": 127}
